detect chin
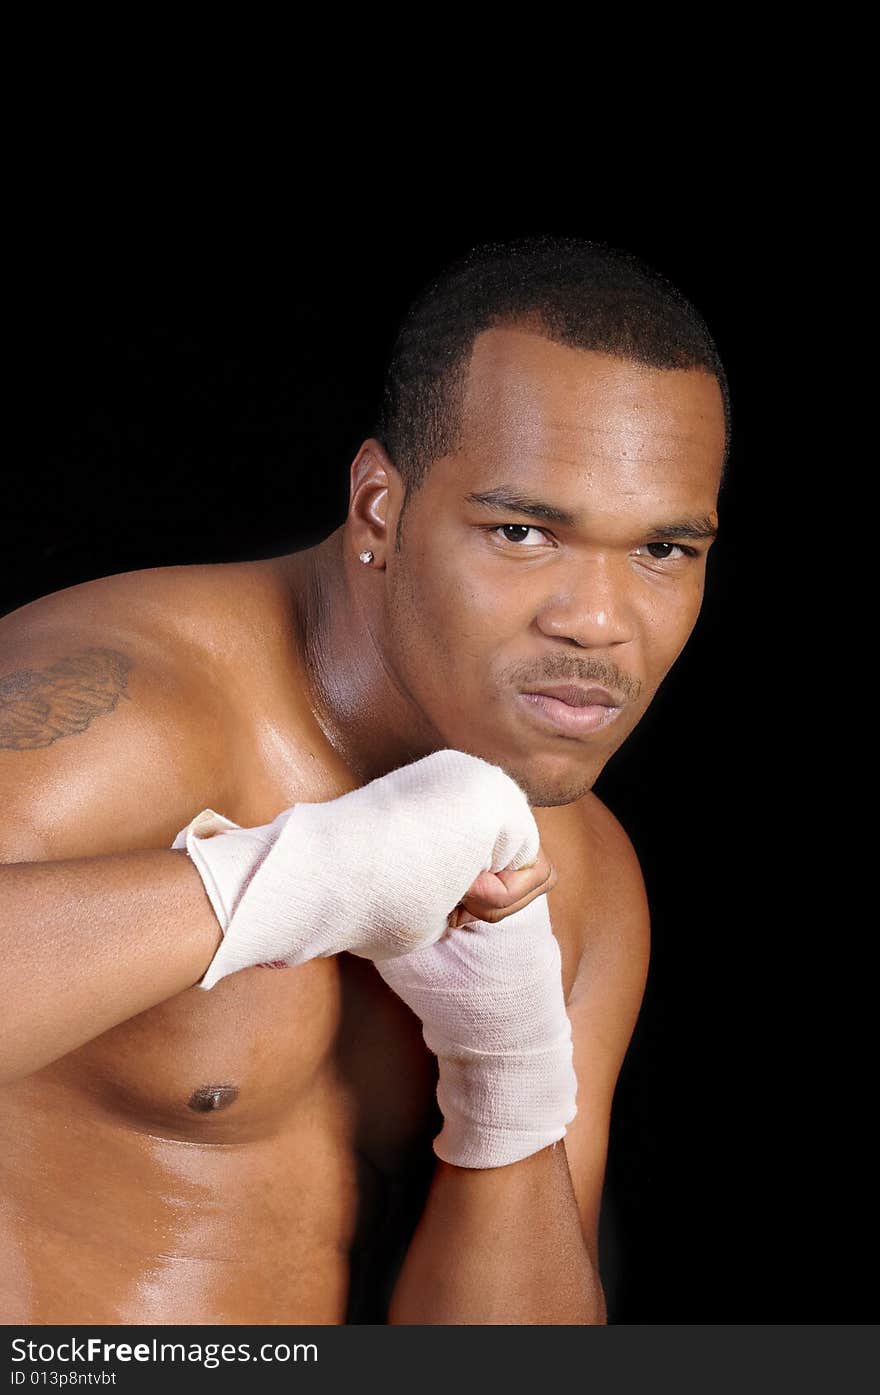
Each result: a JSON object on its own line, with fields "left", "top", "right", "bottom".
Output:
{"left": 436, "top": 726, "right": 595, "bottom": 807}
{"left": 490, "top": 748, "right": 597, "bottom": 809}
{"left": 519, "top": 771, "right": 596, "bottom": 809}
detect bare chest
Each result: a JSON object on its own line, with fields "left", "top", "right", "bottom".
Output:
{"left": 21, "top": 866, "right": 582, "bottom": 1164}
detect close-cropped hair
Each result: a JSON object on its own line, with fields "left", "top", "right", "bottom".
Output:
{"left": 373, "top": 233, "right": 731, "bottom": 513}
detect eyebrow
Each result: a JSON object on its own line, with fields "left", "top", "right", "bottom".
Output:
{"left": 464, "top": 487, "right": 719, "bottom": 541}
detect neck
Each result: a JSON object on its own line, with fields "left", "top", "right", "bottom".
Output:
{"left": 288, "top": 526, "right": 442, "bottom": 783}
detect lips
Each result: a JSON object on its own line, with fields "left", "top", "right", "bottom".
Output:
{"left": 521, "top": 683, "right": 619, "bottom": 708}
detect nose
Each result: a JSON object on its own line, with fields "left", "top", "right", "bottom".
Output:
{"left": 534, "top": 555, "right": 635, "bottom": 648}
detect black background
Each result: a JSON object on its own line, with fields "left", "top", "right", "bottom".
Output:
{"left": 6, "top": 211, "right": 869, "bottom": 1322}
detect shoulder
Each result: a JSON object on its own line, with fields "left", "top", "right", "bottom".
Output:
{"left": 569, "top": 797, "right": 649, "bottom": 993}
{"left": 576, "top": 789, "right": 649, "bottom": 920}
{"left": 559, "top": 790, "right": 651, "bottom": 1046}
{"left": 0, "top": 562, "right": 277, "bottom": 859}
{"left": 2, "top": 558, "right": 278, "bottom": 668}
{"left": 0, "top": 556, "right": 348, "bottom": 856}
{"left": 538, "top": 789, "right": 651, "bottom": 973}
{"left": 0, "top": 562, "right": 248, "bottom": 724}
{"left": 535, "top": 788, "right": 651, "bottom": 1037}
{"left": 542, "top": 790, "right": 651, "bottom": 1267}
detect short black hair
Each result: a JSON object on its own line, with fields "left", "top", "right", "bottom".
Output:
{"left": 372, "top": 234, "right": 731, "bottom": 519}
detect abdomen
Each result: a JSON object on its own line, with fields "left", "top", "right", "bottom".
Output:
{"left": 0, "top": 958, "right": 361, "bottom": 1323}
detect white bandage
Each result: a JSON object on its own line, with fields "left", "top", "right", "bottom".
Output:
{"left": 171, "top": 748, "right": 540, "bottom": 991}
{"left": 375, "top": 894, "right": 578, "bottom": 1169}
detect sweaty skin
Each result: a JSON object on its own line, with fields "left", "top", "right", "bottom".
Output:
{"left": 0, "top": 332, "right": 724, "bottom": 1323}
{"left": 0, "top": 565, "right": 595, "bottom": 1323}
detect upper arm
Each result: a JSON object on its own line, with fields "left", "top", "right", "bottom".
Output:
{"left": 560, "top": 797, "right": 651, "bottom": 1270}
{"left": 0, "top": 605, "right": 227, "bottom": 863}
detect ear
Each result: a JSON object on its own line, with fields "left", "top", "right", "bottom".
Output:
{"left": 347, "top": 438, "right": 405, "bottom": 569}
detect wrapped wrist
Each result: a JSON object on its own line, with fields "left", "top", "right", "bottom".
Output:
{"left": 375, "top": 896, "right": 579, "bottom": 1170}
{"left": 432, "top": 1030, "right": 578, "bottom": 1168}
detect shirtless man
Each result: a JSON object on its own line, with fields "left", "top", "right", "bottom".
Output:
{"left": 0, "top": 235, "right": 728, "bottom": 1325}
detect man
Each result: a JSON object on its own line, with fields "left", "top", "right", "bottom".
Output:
{"left": 0, "top": 234, "right": 728, "bottom": 1325}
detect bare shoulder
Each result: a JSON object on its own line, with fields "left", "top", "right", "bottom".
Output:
{"left": 0, "top": 560, "right": 281, "bottom": 860}
{"left": 548, "top": 790, "right": 651, "bottom": 1266}
{"left": 563, "top": 788, "right": 651, "bottom": 1008}
{"left": 1, "top": 558, "right": 281, "bottom": 667}
{"left": 0, "top": 555, "right": 347, "bottom": 859}
{"left": 574, "top": 792, "right": 649, "bottom": 931}
{"left": 538, "top": 787, "right": 651, "bottom": 997}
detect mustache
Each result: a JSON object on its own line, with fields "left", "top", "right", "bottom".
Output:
{"left": 515, "top": 664, "right": 641, "bottom": 705}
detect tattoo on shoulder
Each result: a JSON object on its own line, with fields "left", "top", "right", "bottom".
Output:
{"left": 0, "top": 647, "right": 135, "bottom": 750}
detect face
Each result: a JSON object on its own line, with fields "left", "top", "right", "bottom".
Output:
{"left": 380, "top": 327, "right": 725, "bottom": 807}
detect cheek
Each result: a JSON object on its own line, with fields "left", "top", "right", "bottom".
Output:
{"left": 391, "top": 580, "right": 506, "bottom": 706}
{"left": 403, "top": 560, "right": 504, "bottom": 645}
{"left": 640, "top": 584, "right": 706, "bottom": 672}
{"left": 438, "top": 585, "right": 520, "bottom": 671}
{"left": 387, "top": 566, "right": 461, "bottom": 676}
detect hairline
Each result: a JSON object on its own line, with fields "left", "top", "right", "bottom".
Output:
{"left": 393, "top": 334, "right": 727, "bottom": 550}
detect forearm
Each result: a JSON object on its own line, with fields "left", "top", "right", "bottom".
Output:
{"left": 387, "top": 1141, "right": 605, "bottom": 1325}
{"left": 0, "top": 849, "right": 222, "bottom": 1084}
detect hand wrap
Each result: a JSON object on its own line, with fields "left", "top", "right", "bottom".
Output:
{"left": 376, "top": 894, "right": 578, "bottom": 1169}
{"left": 171, "top": 748, "right": 540, "bottom": 991}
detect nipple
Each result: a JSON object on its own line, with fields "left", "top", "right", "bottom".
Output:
{"left": 187, "top": 1084, "right": 239, "bottom": 1113}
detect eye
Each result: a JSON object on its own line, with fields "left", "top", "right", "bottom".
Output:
{"left": 637, "top": 542, "right": 699, "bottom": 564}
{"left": 491, "top": 523, "right": 552, "bottom": 547}
{"left": 486, "top": 527, "right": 701, "bottom": 563}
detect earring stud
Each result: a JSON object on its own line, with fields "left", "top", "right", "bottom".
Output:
{"left": 359, "top": 550, "right": 374, "bottom": 565}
